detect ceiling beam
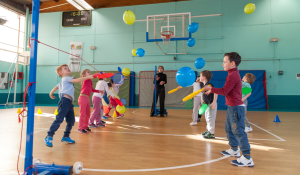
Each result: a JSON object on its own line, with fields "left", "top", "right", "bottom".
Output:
{"left": 0, "top": 0, "right": 26, "bottom": 15}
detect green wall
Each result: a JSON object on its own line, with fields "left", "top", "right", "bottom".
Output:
{"left": 23, "top": 0, "right": 300, "bottom": 108}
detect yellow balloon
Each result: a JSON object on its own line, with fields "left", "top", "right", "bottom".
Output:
{"left": 122, "top": 68, "right": 130, "bottom": 76}
{"left": 123, "top": 10, "right": 135, "bottom": 25}
{"left": 132, "top": 48, "right": 137, "bottom": 56}
{"left": 116, "top": 105, "right": 126, "bottom": 114}
{"left": 244, "top": 3, "right": 256, "bottom": 14}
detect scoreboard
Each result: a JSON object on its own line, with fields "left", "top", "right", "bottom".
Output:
{"left": 62, "top": 10, "right": 91, "bottom": 27}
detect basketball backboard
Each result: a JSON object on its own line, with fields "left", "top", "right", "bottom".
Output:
{"left": 146, "top": 12, "right": 192, "bottom": 42}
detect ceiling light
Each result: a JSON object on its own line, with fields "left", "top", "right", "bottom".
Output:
{"left": 75, "top": 0, "right": 94, "bottom": 10}
{"left": 66, "top": 0, "right": 84, "bottom": 10}
{"left": 66, "top": 0, "right": 93, "bottom": 10}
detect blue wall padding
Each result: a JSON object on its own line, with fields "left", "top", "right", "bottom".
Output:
{"left": 130, "top": 71, "right": 135, "bottom": 106}
{"left": 210, "top": 70, "right": 267, "bottom": 109}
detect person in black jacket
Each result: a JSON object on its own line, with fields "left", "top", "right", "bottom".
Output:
{"left": 150, "top": 66, "right": 167, "bottom": 117}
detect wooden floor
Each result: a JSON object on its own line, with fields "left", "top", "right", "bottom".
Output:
{"left": 1, "top": 106, "right": 299, "bottom": 175}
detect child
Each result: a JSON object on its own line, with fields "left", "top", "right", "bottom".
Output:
{"left": 242, "top": 73, "right": 256, "bottom": 133}
{"left": 89, "top": 76, "right": 115, "bottom": 127}
{"left": 78, "top": 69, "right": 102, "bottom": 134}
{"left": 44, "top": 64, "right": 94, "bottom": 147}
{"left": 109, "top": 78, "right": 124, "bottom": 96}
{"left": 104, "top": 82, "right": 122, "bottom": 118}
{"left": 203, "top": 52, "right": 254, "bottom": 167}
{"left": 199, "top": 70, "right": 218, "bottom": 139}
{"left": 178, "top": 76, "right": 203, "bottom": 125}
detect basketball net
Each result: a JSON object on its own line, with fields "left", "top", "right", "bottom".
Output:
{"left": 161, "top": 31, "right": 173, "bottom": 45}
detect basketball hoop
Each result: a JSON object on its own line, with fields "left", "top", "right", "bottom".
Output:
{"left": 161, "top": 31, "right": 173, "bottom": 45}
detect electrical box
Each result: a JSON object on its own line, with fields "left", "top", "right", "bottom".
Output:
{"left": 278, "top": 71, "right": 283, "bottom": 75}
{"left": 297, "top": 73, "right": 300, "bottom": 80}
{"left": 90, "top": 46, "right": 96, "bottom": 50}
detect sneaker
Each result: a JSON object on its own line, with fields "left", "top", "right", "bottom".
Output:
{"left": 190, "top": 122, "right": 197, "bottom": 126}
{"left": 78, "top": 129, "right": 87, "bottom": 134}
{"left": 231, "top": 155, "right": 254, "bottom": 167}
{"left": 245, "top": 126, "right": 253, "bottom": 133}
{"left": 44, "top": 136, "right": 53, "bottom": 147}
{"left": 117, "top": 115, "right": 123, "bottom": 119}
{"left": 96, "top": 122, "right": 105, "bottom": 127}
{"left": 221, "top": 148, "right": 241, "bottom": 157}
{"left": 61, "top": 137, "right": 75, "bottom": 144}
{"left": 86, "top": 127, "right": 92, "bottom": 132}
{"left": 105, "top": 114, "right": 111, "bottom": 118}
{"left": 197, "top": 118, "right": 201, "bottom": 122}
{"left": 102, "top": 116, "right": 108, "bottom": 120}
{"left": 203, "top": 132, "right": 215, "bottom": 139}
{"left": 201, "top": 130, "right": 208, "bottom": 136}
{"left": 88, "top": 123, "right": 97, "bottom": 128}
{"left": 101, "top": 120, "right": 106, "bottom": 124}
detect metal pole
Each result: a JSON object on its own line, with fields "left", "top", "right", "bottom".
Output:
{"left": 14, "top": 56, "right": 18, "bottom": 103}
{"left": 14, "top": 14, "right": 21, "bottom": 103}
{"left": 154, "top": 66, "right": 157, "bottom": 116}
{"left": 24, "top": 0, "right": 40, "bottom": 174}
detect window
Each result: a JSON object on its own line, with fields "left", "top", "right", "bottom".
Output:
{"left": 0, "top": 5, "right": 25, "bottom": 63}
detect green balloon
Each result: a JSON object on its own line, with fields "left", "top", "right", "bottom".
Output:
{"left": 242, "top": 87, "right": 252, "bottom": 95}
{"left": 185, "top": 99, "right": 193, "bottom": 109}
{"left": 199, "top": 103, "right": 208, "bottom": 115}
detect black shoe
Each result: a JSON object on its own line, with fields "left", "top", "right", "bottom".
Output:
{"left": 150, "top": 114, "right": 154, "bottom": 117}
{"left": 160, "top": 114, "right": 164, "bottom": 117}
{"left": 201, "top": 130, "right": 208, "bottom": 136}
{"left": 101, "top": 120, "right": 106, "bottom": 124}
{"left": 197, "top": 118, "right": 201, "bottom": 122}
{"left": 78, "top": 129, "right": 87, "bottom": 134}
{"left": 86, "top": 127, "right": 91, "bottom": 132}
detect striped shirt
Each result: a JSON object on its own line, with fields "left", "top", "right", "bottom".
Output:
{"left": 211, "top": 68, "right": 243, "bottom": 106}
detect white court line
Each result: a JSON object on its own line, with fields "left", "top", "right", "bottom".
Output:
{"left": 249, "top": 122, "right": 286, "bottom": 141}
{"left": 132, "top": 109, "right": 286, "bottom": 142}
{"left": 83, "top": 155, "right": 230, "bottom": 172}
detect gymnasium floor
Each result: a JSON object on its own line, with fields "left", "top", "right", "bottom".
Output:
{"left": 1, "top": 105, "right": 299, "bottom": 175}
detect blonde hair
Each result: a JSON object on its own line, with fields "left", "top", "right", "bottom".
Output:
{"left": 80, "top": 69, "right": 90, "bottom": 84}
{"left": 56, "top": 64, "right": 68, "bottom": 77}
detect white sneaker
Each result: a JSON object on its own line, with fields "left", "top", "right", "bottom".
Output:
{"left": 190, "top": 122, "right": 197, "bottom": 126}
{"left": 231, "top": 155, "right": 254, "bottom": 167}
{"left": 221, "top": 148, "right": 241, "bottom": 157}
{"left": 245, "top": 126, "right": 253, "bottom": 133}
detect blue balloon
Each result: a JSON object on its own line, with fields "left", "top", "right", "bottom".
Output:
{"left": 176, "top": 67, "right": 196, "bottom": 87}
{"left": 187, "top": 38, "right": 196, "bottom": 47}
{"left": 188, "top": 22, "right": 199, "bottom": 33}
{"left": 136, "top": 48, "right": 145, "bottom": 57}
{"left": 195, "top": 58, "right": 205, "bottom": 69}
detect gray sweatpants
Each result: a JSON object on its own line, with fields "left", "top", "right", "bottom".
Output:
{"left": 192, "top": 96, "right": 202, "bottom": 123}
{"left": 244, "top": 99, "right": 250, "bottom": 127}
{"left": 205, "top": 104, "right": 218, "bottom": 134}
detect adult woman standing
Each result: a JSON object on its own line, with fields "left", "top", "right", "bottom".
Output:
{"left": 150, "top": 66, "right": 167, "bottom": 117}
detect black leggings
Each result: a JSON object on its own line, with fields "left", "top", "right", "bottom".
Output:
{"left": 150, "top": 87, "right": 165, "bottom": 115}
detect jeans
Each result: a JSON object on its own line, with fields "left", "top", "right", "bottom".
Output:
{"left": 225, "top": 106, "right": 251, "bottom": 155}
{"left": 47, "top": 97, "right": 75, "bottom": 137}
